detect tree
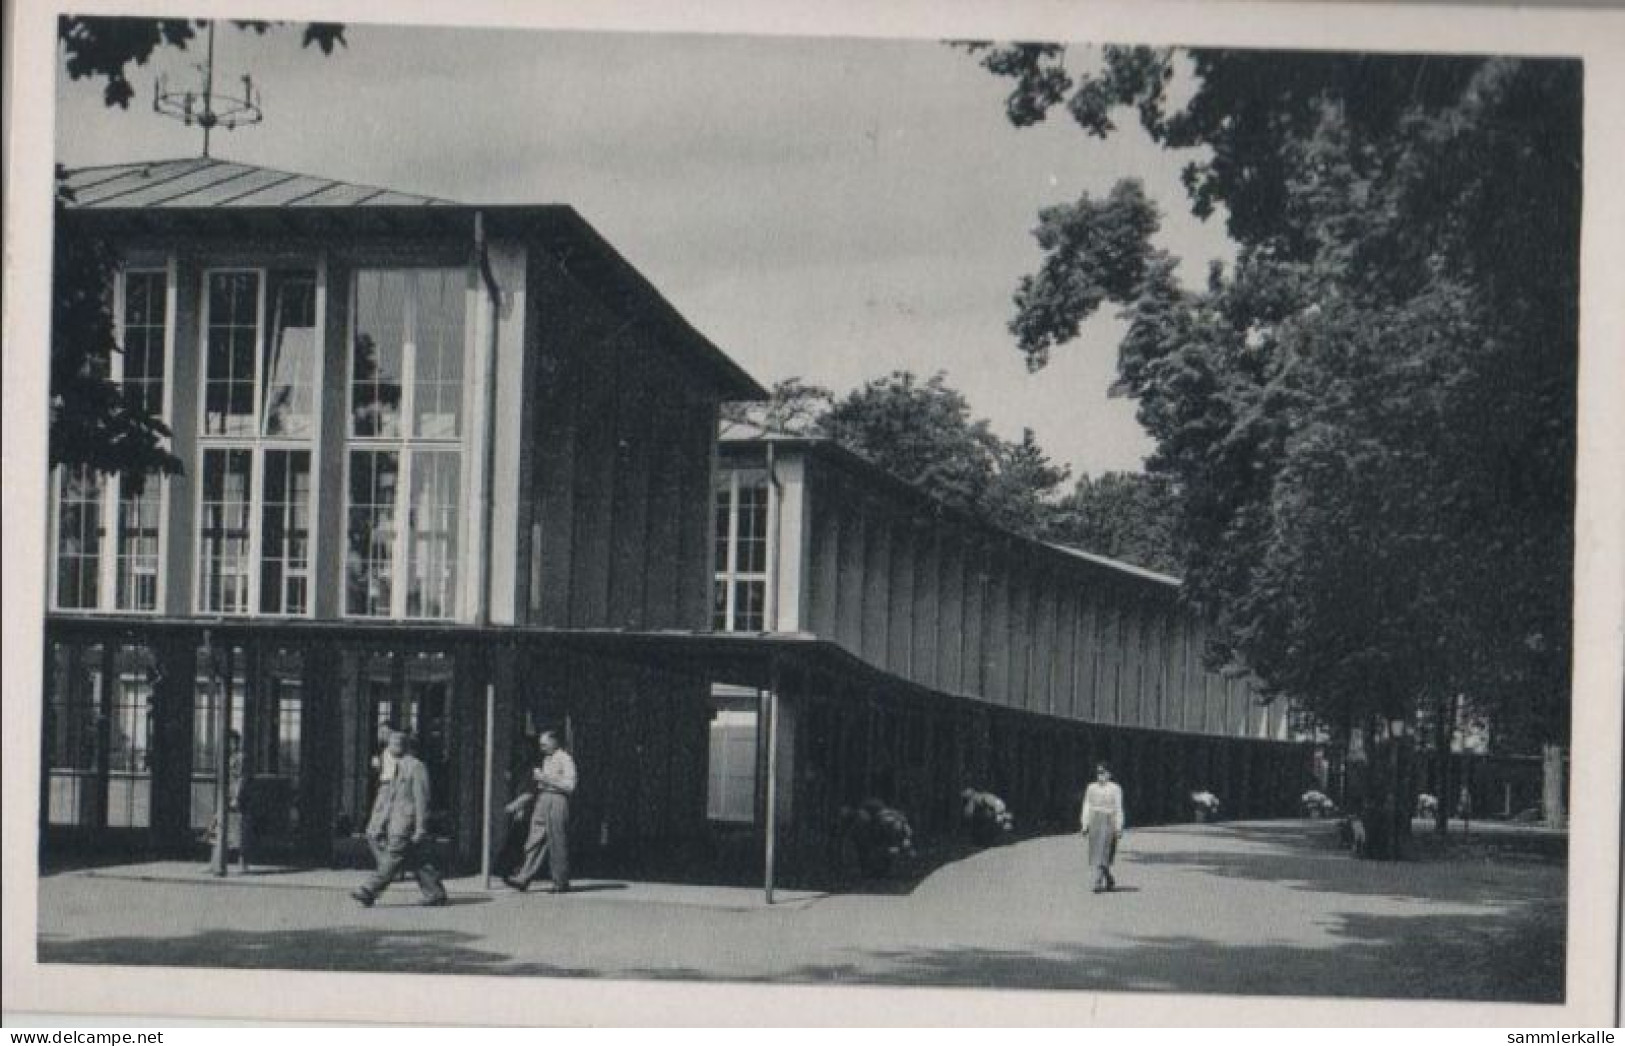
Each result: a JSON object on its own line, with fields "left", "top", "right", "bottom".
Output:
{"left": 982, "top": 428, "right": 1071, "bottom": 538}
{"left": 1052, "top": 471, "right": 1183, "bottom": 576}
{"left": 821, "top": 370, "right": 1005, "bottom": 513}
{"left": 720, "top": 377, "right": 833, "bottom": 438}
{"left": 967, "top": 45, "right": 1580, "bottom": 849}
{"left": 727, "top": 371, "right": 1072, "bottom": 540}
{"left": 821, "top": 371, "right": 1069, "bottom": 537}
{"left": 51, "top": 17, "right": 346, "bottom": 479}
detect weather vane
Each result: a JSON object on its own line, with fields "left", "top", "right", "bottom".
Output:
{"left": 153, "top": 20, "right": 263, "bottom": 158}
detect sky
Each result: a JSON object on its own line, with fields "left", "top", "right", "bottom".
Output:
{"left": 55, "top": 22, "right": 1236, "bottom": 477}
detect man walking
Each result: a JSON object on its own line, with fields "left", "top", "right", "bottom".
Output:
{"left": 352, "top": 730, "right": 447, "bottom": 907}
{"left": 504, "top": 730, "right": 577, "bottom": 894}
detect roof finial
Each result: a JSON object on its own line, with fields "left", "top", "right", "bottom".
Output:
{"left": 153, "top": 20, "right": 263, "bottom": 158}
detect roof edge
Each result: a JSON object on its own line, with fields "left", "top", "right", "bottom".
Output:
{"left": 719, "top": 434, "right": 1185, "bottom": 592}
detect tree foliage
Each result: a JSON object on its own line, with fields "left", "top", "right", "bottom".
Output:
{"left": 1052, "top": 471, "right": 1184, "bottom": 576}
{"left": 720, "top": 377, "right": 834, "bottom": 438}
{"left": 727, "top": 372, "right": 1081, "bottom": 541}
{"left": 50, "top": 174, "right": 179, "bottom": 479}
{"left": 58, "top": 16, "right": 345, "bottom": 108}
{"left": 967, "top": 45, "right": 1579, "bottom": 752}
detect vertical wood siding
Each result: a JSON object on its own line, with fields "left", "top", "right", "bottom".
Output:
{"left": 714, "top": 448, "right": 1292, "bottom": 746}
{"left": 525, "top": 250, "right": 721, "bottom": 631}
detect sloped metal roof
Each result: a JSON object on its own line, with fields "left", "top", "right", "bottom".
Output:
{"left": 58, "top": 157, "right": 766, "bottom": 401}
{"left": 60, "top": 157, "right": 455, "bottom": 209}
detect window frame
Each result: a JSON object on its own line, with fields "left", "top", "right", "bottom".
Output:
{"left": 712, "top": 469, "right": 771, "bottom": 633}
{"left": 342, "top": 266, "right": 471, "bottom": 622}
{"left": 49, "top": 262, "right": 176, "bottom": 615}
{"left": 191, "top": 263, "right": 325, "bottom": 618}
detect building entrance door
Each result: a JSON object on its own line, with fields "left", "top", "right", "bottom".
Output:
{"left": 340, "top": 649, "right": 458, "bottom": 841}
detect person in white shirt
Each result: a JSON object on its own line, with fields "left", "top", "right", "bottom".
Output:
{"left": 1080, "top": 762, "right": 1126, "bottom": 893}
{"left": 505, "top": 730, "right": 578, "bottom": 894}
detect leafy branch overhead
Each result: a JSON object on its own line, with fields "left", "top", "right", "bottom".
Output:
{"left": 968, "top": 43, "right": 1579, "bottom": 752}
{"left": 58, "top": 16, "right": 346, "bottom": 108}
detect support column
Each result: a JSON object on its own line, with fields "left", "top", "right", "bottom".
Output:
{"left": 764, "top": 656, "right": 781, "bottom": 905}
{"left": 149, "top": 629, "right": 195, "bottom": 854}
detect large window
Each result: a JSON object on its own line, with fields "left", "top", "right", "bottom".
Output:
{"left": 115, "top": 479, "right": 162, "bottom": 612}
{"left": 260, "top": 450, "right": 313, "bottom": 616}
{"left": 55, "top": 467, "right": 105, "bottom": 611}
{"left": 345, "top": 268, "right": 467, "bottom": 619}
{"left": 122, "top": 271, "right": 168, "bottom": 418}
{"left": 52, "top": 269, "right": 171, "bottom": 613}
{"left": 198, "top": 449, "right": 254, "bottom": 614}
{"left": 46, "top": 642, "right": 103, "bottom": 826}
{"left": 194, "top": 269, "right": 320, "bottom": 616}
{"left": 45, "top": 642, "right": 155, "bottom": 829}
{"left": 707, "top": 702, "right": 759, "bottom": 823}
{"left": 106, "top": 646, "right": 157, "bottom": 829}
{"left": 712, "top": 470, "right": 770, "bottom": 632}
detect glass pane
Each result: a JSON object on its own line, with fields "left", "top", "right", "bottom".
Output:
{"left": 262, "top": 271, "right": 318, "bottom": 438}
{"left": 404, "top": 651, "right": 454, "bottom": 773}
{"left": 115, "top": 476, "right": 162, "bottom": 612}
{"left": 260, "top": 450, "right": 313, "bottom": 615}
{"left": 55, "top": 466, "right": 104, "bottom": 610}
{"left": 106, "top": 645, "right": 156, "bottom": 828}
{"left": 736, "top": 482, "right": 769, "bottom": 574}
{"left": 712, "top": 578, "right": 730, "bottom": 631}
{"left": 714, "top": 485, "right": 732, "bottom": 574}
{"left": 276, "top": 689, "right": 304, "bottom": 779}
{"left": 735, "top": 578, "right": 766, "bottom": 631}
{"left": 351, "top": 270, "right": 406, "bottom": 438}
{"left": 346, "top": 450, "right": 399, "bottom": 616}
{"left": 191, "top": 645, "right": 247, "bottom": 832}
{"left": 410, "top": 269, "right": 466, "bottom": 439}
{"left": 258, "top": 647, "right": 304, "bottom": 782}
{"left": 122, "top": 271, "right": 167, "bottom": 419}
{"left": 198, "top": 449, "right": 254, "bottom": 614}
{"left": 405, "top": 450, "right": 460, "bottom": 618}
{"left": 203, "top": 272, "right": 260, "bottom": 436}
{"left": 46, "top": 643, "right": 103, "bottom": 826}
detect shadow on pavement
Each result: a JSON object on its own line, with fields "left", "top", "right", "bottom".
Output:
{"left": 1123, "top": 822, "right": 1563, "bottom": 905}
{"left": 764, "top": 901, "right": 1564, "bottom": 1001}
{"left": 581, "top": 831, "right": 994, "bottom": 898}
{"left": 37, "top": 893, "right": 1564, "bottom": 1002}
{"left": 39, "top": 928, "right": 601, "bottom": 979}
{"left": 37, "top": 821, "right": 1566, "bottom": 1001}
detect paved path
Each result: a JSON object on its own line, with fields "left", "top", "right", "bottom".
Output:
{"left": 37, "top": 820, "right": 1564, "bottom": 1001}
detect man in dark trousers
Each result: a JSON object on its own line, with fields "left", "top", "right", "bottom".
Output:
{"left": 351, "top": 730, "right": 447, "bottom": 907}
{"left": 504, "top": 730, "right": 577, "bottom": 894}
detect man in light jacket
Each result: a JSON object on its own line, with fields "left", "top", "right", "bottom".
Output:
{"left": 504, "top": 730, "right": 577, "bottom": 894}
{"left": 352, "top": 730, "right": 447, "bottom": 907}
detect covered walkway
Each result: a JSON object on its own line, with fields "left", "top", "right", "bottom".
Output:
{"left": 41, "top": 616, "right": 1312, "bottom": 893}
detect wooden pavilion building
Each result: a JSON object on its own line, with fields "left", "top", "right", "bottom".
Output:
{"left": 42, "top": 157, "right": 1311, "bottom": 881}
